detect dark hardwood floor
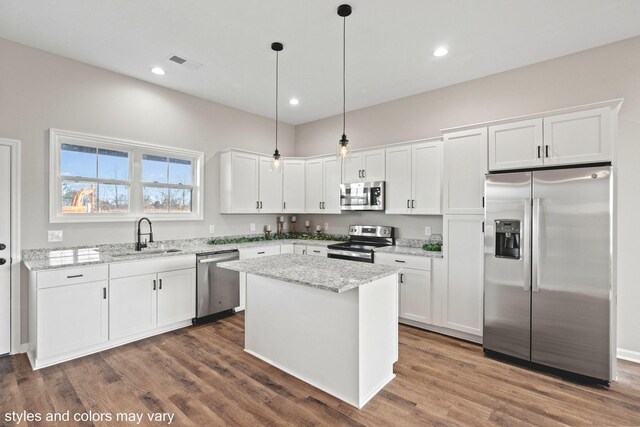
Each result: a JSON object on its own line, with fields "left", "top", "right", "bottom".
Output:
{"left": 2, "top": 313, "right": 640, "bottom": 426}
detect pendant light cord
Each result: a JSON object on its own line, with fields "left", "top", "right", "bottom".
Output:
{"left": 342, "top": 15, "right": 346, "bottom": 136}
{"left": 275, "top": 50, "right": 279, "bottom": 151}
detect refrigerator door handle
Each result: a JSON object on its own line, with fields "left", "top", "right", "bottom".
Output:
{"left": 532, "top": 198, "right": 541, "bottom": 293}
{"left": 523, "top": 199, "right": 531, "bottom": 291}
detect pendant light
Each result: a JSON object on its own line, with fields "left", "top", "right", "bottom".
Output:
{"left": 271, "top": 42, "right": 284, "bottom": 173}
{"left": 337, "top": 4, "right": 352, "bottom": 161}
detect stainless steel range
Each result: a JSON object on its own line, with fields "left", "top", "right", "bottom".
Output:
{"left": 327, "top": 225, "right": 394, "bottom": 263}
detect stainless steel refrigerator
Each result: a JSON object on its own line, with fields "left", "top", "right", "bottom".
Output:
{"left": 483, "top": 165, "right": 615, "bottom": 382}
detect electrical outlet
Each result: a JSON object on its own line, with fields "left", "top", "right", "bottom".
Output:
{"left": 425, "top": 226, "right": 432, "bottom": 236}
{"left": 209, "top": 225, "right": 215, "bottom": 234}
{"left": 324, "top": 222, "right": 329, "bottom": 231}
{"left": 250, "top": 223, "right": 256, "bottom": 232}
{"left": 48, "top": 230, "right": 63, "bottom": 243}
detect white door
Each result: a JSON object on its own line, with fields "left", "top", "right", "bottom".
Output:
{"left": 305, "top": 159, "right": 324, "bottom": 213}
{"left": 231, "top": 152, "right": 259, "bottom": 213}
{"left": 488, "top": 119, "right": 543, "bottom": 171}
{"left": 283, "top": 159, "right": 306, "bottom": 213}
{"left": 293, "top": 245, "right": 307, "bottom": 255}
{"left": 258, "top": 156, "right": 283, "bottom": 213}
{"left": 323, "top": 157, "right": 342, "bottom": 213}
{"left": 342, "top": 152, "right": 363, "bottom": 183}
{"left": 399, "top": 268, "right": 431, "bottom": 324}
{"left": 385, "top": 145, "right": 412, "bottom": 214}
{"left": 412, "top": 141, "right": 442, "bottom": 215}
{"left": 362, "top": 149, "right": 386, "bottom": 182}
{"left": 0, "top": 145, "right": 10, "bottom": 355}
{"left": 543, "top": 107, "right": 611, "bottom": 166}
{"left": 442, "top": 215, "right": 484, "bottom": 337}
{"left": 37, "top": 281, "right": 109, "bottom": 359}
{"left": 109, "top": 273, "right": 157, "bottom": 340}
{"left": 157, "top": 268, "right": 196, "bottom": 327}
{"left": 443, "top": 128, "right": 487, "bottom": 215}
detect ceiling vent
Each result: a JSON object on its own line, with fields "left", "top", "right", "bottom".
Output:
{"left": 167, "top": 53, "right": 203, "bottom": 70}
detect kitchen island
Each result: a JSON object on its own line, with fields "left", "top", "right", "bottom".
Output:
{"left": 219, "top": 253, "right": 400, "bottom": 409}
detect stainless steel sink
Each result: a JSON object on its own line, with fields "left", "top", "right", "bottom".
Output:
{"left": 111, "top": 248, "right": 183, "bottom": 257}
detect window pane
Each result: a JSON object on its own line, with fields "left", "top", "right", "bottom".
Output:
{"left": 169, "top": 188, "right": 192, "bottom": 213}
{"left": 142, "top": 154, "right": 168, "bottom": 183}
{"left": 143, "top": 186, "right": 169, "bottom": 213}
{"left": 168, "top": 158, "right": 193, "bottom": 185}
{"left": 98, "top": 184, "right": 129, "bottom": 213}
{"left": 60, "top": 144, "right": 97, "bottom": 178}
{"left": 61, "top": 181, "right": 96, "bottom": 213}
{"left": 98, "top": 148, "right": 129, "bottom": 181}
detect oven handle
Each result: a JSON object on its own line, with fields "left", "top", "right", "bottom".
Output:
{"left": 327, "top": 249, "right": 372, "bottom": 260}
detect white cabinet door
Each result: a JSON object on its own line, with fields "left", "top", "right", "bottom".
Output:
{"left": 342, "top": 153, "right": 363, "bottom": 183}
{"left": 323, "top": 157, "right": 342, "bottom": 214}
{"left": 443, "top": 128, "right": 487, "bottom": 215}
{"left": 489, "top": 118, "right": 543, "bottom": 171}
{"left": 294, "top": 245, "right": 307, "bottom": 255}
{"left": 443, "top": 215, "right": 484, "bottom": 337}
{"left": 362, "top": 149, "right": 386, "bottom": 182}
{"left": 37, "top": 280, "right": 108, "bottom": 359}
{"left": 307, "top": 246, "right": 327, "bottom": 257}
{"left": 157, "top": 268, "right": 196, "bottom": 327}
{"left": 231, "top": 152, "right": 259, "bottom": 213}
{"left": 258, "top": 156, "right": 283, "bottom": 213}
{"left": 399, "top": 268, "right": 431, "bottom": 324}
{"left": 385, "top": 145, "right": 412, "bottom": 214}
{"left": 543, "top": 107, "right": 611, "bottom": 166}
{"left": 280, "top": 244, "right": 294, "bottom": 254}
{"left": 109, "top": 274, "right": 157, "bottom": 340}
{"left": 412, "top": 141, "right": 442, "bottom": 215}
{"left": 283, "top": 159, "right": 305, "bottom": 213}
{"left": 305, "top": 159, "right": 324, "bottom": 213}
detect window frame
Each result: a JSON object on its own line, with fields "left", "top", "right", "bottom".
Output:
{"left": 50, "top": 128, "right": 204, "bottom": 223}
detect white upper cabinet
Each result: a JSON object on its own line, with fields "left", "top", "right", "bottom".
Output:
{"left": 443, "top": 128, "right": 487, "bottom": 215}
{"left": 543, "top": 107, "right": 611, "bottom": 166}
{"left": 385, "top": 145, "right": 412, "bottom": 214}
{"left": 258, "top": 156, "right": 283, "bottom": 213}
{"left": 305, "top": 156, "right": 341, "bottom": 214}
{"left": 411, "top": 141, "right": 442, "bottom": 215}
{"left": 342, "top": 149, "right": 386, "bottom": 183}
{"left": 489, "top": 118, "right": 543, "bottom": 171}
{"left": 220, "top": 151, "right": 259, "bottom": 214}
{"left": 385, "top": 141, "right": 442, "bottom": 215}
{"left": 283, "top": 159, "right": 305, "bottom": 213}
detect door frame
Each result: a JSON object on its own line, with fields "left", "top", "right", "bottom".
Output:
{"left": 0, "top": 138, "right": 21, "bottom": 354}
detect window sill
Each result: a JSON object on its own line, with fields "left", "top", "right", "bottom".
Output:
{"left": 49, "top": 213, "right": 204, "bottom": 223}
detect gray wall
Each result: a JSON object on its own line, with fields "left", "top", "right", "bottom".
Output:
{"left": 295, "top": 36, "right": 640, "bottom": 358}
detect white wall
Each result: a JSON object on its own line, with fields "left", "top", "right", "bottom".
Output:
{"left": 0, "top": 37, "right": 295, "bottom": 250}
{"left": 295, "top": 36, "right": 640, "bottom": 359}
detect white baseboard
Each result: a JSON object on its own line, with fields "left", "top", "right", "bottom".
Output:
{"left": 618, "top": 348, "right": 640, "bottom": 364}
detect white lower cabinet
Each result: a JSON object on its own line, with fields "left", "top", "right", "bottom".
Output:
{"left": 293, "top": 244, "right": 327, "bottom": 257}
{"left": 237, "top": 245, "right": 282, "bottom": 311}
{"left": 294, "top": 244, "right": 307, "bottom": 255}
{"left": 110, "top": 273, "right": 157, "bottom": 340}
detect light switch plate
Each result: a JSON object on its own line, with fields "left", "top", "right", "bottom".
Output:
{"left": 425, "top": 226, "right": 432, "bottom": 236}
{"left": 250, "top": 223, "right": 256, "bottom": 231}
{"left": 209, "top": 225, "right": 215, "bottom": 234}
{"left": 48, "top": 230, "right": 63, "bottom": 242}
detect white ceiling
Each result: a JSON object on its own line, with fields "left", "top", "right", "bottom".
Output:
{"left": 1, "top": 0, "right": 640, "bottom": 125}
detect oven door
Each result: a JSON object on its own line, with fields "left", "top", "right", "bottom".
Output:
{"left": 327, "top": 249, "right": 373, "bottom": 263}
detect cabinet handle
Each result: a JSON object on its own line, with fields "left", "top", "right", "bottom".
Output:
{"left": 358, "top": 170, "right": 362, "bottom": 178}
{"left": 411, "top": 200, "right": 415, "bottom": 209}
{"left": 407, "top": 199, "right": 410, "bottom": 208}
{"left": 362, "top": 170, "right": 365, "bottom": 178}
{"left": 260, "top": 201, "right": 263, "bottom": 209}
{"left": 67, "top": 274, "right": 83, "bottom": 279}
{"left": 257, "top": 251, "right": 266, "bottom": 254}
{"left": 399, "top": 273, "right": 404, "bottom": 284}
{"left": 103, "top": 287, "right": 107, "bottom": 299}
{"left": 159, "top": 279, "right": 162, "bottom": 290}
{"left": 153, "top": 279, "right": 156, "bottom": 291}
{"left": 313, "top": 250, "right": 320, "bottom": 253}
{"left": 319, "top": 201, "right": 322, "bottom": 210}
{"left": 256, "top": 201, "right": 259, "bottom": 209}
{"left": 322, "top": 202, "right": 325, "bottom": 209}
{"left": 537, "top": 146, "right": 541, "bottom": 159}
{"left": 303, "top": 250, "right": 306, "bottom": 255}
{"left": 283, "top": 201, "right": 286, "bottom": 210}
{"left": 395, "top": 260, "right": 406, "bottom": 263}
{"left": 545, "top": 145, "right": 549, "bottom": 158}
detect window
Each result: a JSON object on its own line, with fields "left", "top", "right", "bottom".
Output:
{"left": 50, "top": 129, "right": 204, "bottom": 222}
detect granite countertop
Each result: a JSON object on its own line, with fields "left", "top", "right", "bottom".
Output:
{"left": 219, "top": 254, "right": 400, "bottom": 293}
{"left": 22, "top": 238, "right": 344, "bottom": 271}
{"left": 375, "top": 245, "right": 443, "bottom": 258}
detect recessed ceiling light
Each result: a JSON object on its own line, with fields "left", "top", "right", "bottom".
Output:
{"left": 289, "top": 98, "right": 300, "bottom": 106}
{"left": 433, "top": 47, "right": 448, "bottom": 57}
{"left": 150, "top": 66, "right": 166, "bottom": 75}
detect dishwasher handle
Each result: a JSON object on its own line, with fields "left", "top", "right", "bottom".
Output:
{"left": 197, "top": 251, "right": 239, "bottom": 264}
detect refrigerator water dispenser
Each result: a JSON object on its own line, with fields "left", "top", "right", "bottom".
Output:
{"left": 494, "top": 220, "right": 521, "bottom": 259}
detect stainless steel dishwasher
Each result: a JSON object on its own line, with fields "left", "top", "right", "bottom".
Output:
{"left": 195, "top": 250, "right": 239, "bottom": 323}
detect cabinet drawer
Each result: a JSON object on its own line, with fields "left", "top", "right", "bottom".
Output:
{"left": 239, "top": 245, "right": 280, "bottom": 259}
{"left": 307, "top": 246, "right": 328, "bottom": 257}
{"left": 37, "top": 264, "right": 109, "bottom": 289}
{"left": 375, "top": 252, "right": 431, "bottom": 271}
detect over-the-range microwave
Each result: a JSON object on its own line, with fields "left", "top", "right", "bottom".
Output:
{"left": 339, "top": 181, "right": 385, "bottom": 211}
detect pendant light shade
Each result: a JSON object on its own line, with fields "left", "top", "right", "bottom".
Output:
{"left": 271, "top": 42, "right": 284, "bottom": 173}
{"left": 337, "top": 4, "right": 352, "bottom": 161}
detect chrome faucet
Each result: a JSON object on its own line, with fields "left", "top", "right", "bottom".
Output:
{"left": 135, "top": 217, "right": 154, "bottom": 251}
